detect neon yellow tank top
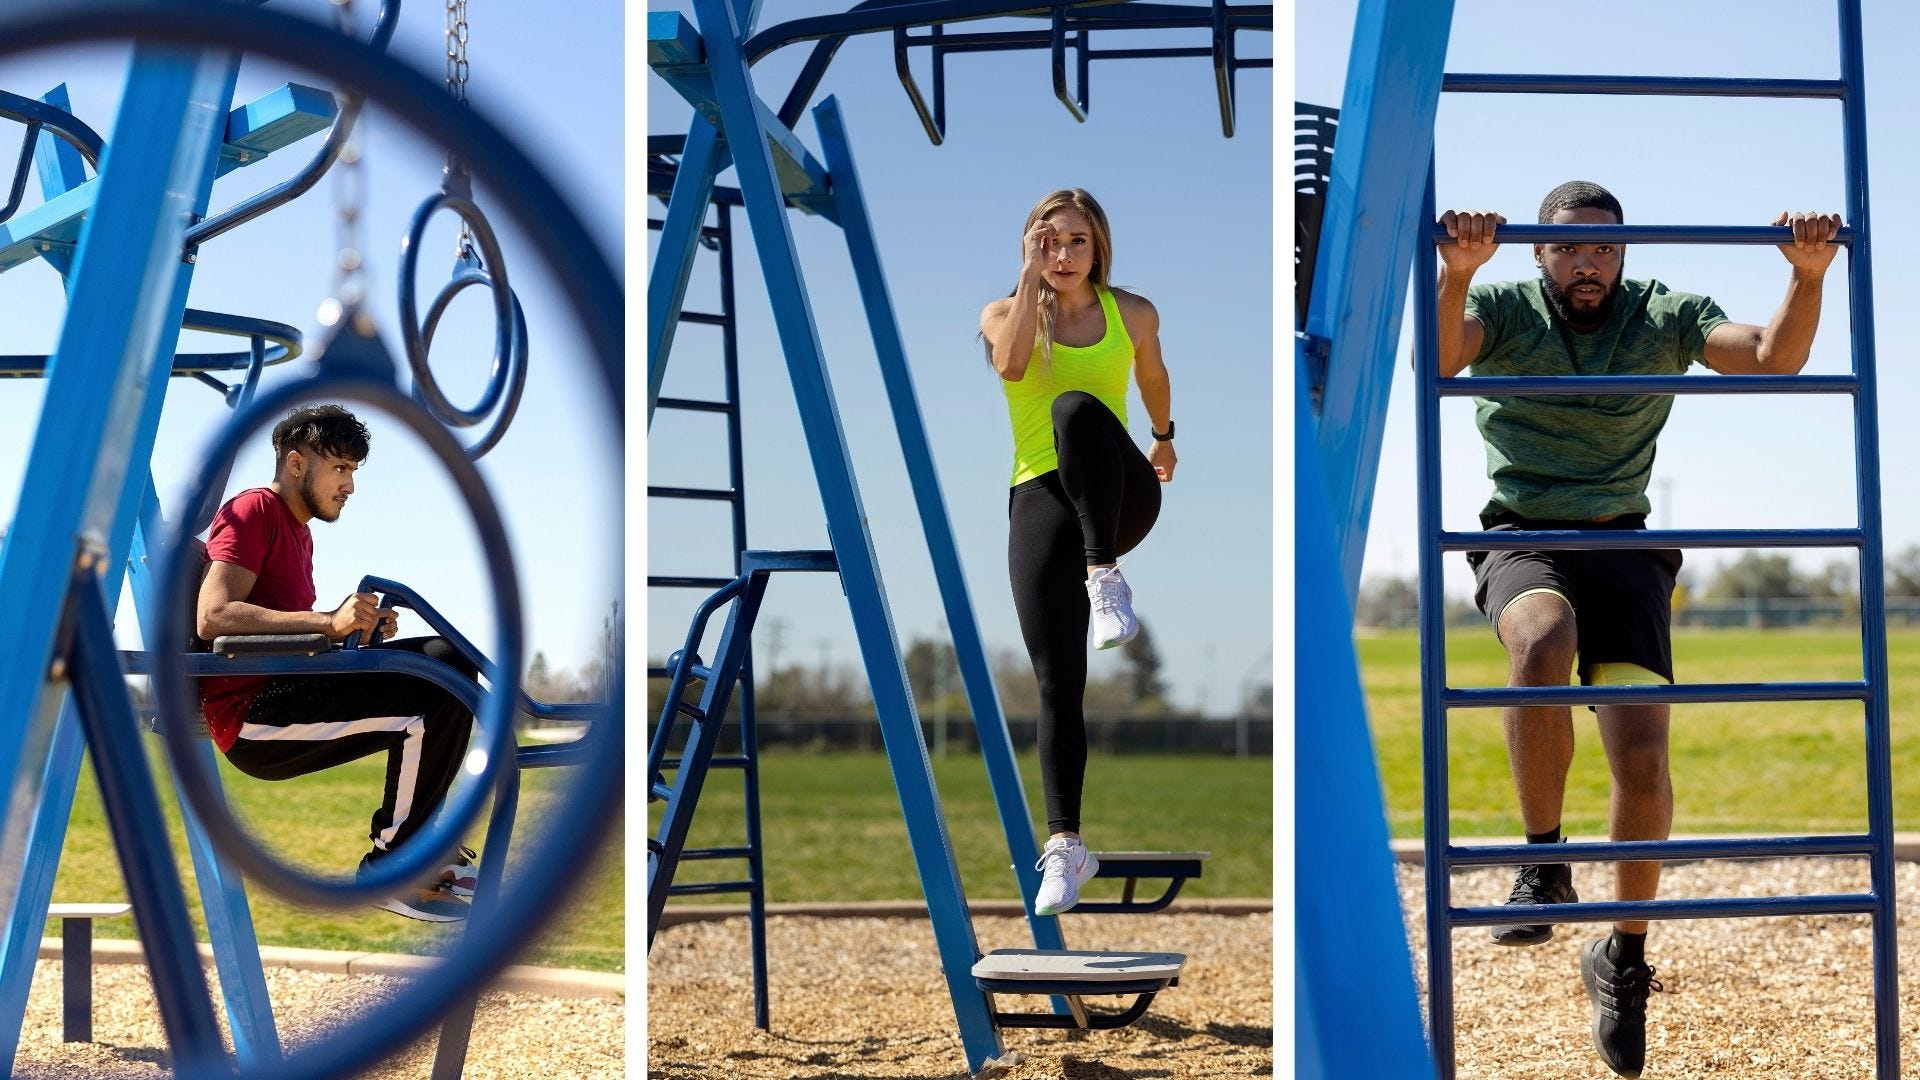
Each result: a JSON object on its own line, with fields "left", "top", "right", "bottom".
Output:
{"left": 1002, "top": 284, "right": 1132, "bottom": 486}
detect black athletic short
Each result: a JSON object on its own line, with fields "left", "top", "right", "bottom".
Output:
{"left": 1467, "top": 510, "right": 1682, "bottom": 684}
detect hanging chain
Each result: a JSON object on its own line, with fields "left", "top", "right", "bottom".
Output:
{"left": 446, "top": 0, "right": 474, "bottom": 256}
{"left": 321, "top": 0, "right": 368, "bottom": 325}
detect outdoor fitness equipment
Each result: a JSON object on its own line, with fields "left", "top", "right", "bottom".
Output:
{"left": 0, "top": 4, "right": 622, "bottom": 1078}
{"left": 647, "top": 3, "right": 1267, "bottom": 1076}
{"left": 1297, "top": 1, "right": 1894, "bottom": 1077}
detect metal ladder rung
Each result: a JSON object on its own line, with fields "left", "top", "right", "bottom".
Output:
{"left": 1437, "top": 527, "right": 1864, "bottom": 552}
{"left": 649, "top": 485, "right": 739, "bottom": 502}
{"left": 650, "top": 781, "right": 674, "bottom": 803}
{"left": 680, "top": 846, "right": 755, "bottom": 861}
{"left": 1443, "top": 73, "right": 1848, "bottom": 99}
{"left": 676, "top": 700, "right": 706, "bottom": 721}
{"left": 669, "top": 880, "right": 756, "bottom": 897}
{"left": 648, "top": 576, "right": 736, "bottom": 590}
{"left": 1444, "top": 680, "right": 1871, "bottom": 708}
{"left": 679, "top": 311, "right": 727, "bottom": 326}
{"left": 655, "top": 396, "right": 735, "bottom": 414}
{"left": 1449, "top": 892, "right": 1879, "bottom": 926}
{"left": 662, "top": 755, "right": 751, "bottom": 770}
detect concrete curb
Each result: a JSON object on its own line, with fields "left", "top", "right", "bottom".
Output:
{"left": 37, "top": 938, "right": 625, "bottom": 1001}
{"left": 656, "top": 897, "right": 1272, "bottom": 927}
{"left": 1389, "top": 832, "right": 1920, "bottom": 864}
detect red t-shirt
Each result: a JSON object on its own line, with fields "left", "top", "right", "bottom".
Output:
{"left": 198, "top": 487, "right": 316, "bottom": 750}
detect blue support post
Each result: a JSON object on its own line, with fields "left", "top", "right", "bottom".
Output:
{"left": 1835, "top": 1, "right": 1898, "bottom": 1071}
{"left": 1305, "top": 0, "right": 1453, "bottom": 603}
{"left": 1295, "top": 358, "right": 1432, "bottom": 1079}
{"left": 687, "top": 0, "right": 1004, "bottom": 1069}
{"left": 0, "top": 41, "right": 237, "bottom": 976}
{"left": 813, "top": 96, "right": 1064, "bottom": 953}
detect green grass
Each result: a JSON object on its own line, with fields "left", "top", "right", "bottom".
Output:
{"left": 50, "top": 748, "right": 622, "bottom": 972}
{"left": 651, "top": 750, "right": 1271, "bottom": 903}
{"left": 1360, "top": 627, "right": 1920, "bottom": 840}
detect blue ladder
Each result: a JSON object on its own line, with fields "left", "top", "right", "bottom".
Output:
{"left": 644, "top": 144, "right": 774, "bottom": 1030}
{"left": 1414, "top": 4, "right": 1895, "bottom": 1076}
{"left": 648, "top": 550, "right": 836, "bottom": 943}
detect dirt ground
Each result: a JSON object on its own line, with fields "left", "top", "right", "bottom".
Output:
{"left": 1398, "top": 856, "right": 1920, "bottom": 1078}
{"left": 647, "top": 911, "right": 1273, "bottom": 1079}
{"left": 11, "top": 959, "right": 624, "bottom": 1078}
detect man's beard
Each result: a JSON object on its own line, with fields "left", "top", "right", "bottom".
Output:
{"left": 1539, "top": 265, "right": 1621, "bottom": 333}
{"left": 301, "top": 471, "right": 340, "bottom": 523}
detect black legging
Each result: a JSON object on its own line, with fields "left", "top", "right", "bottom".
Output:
{"left": 1008, "top": 391, "right": 1161, "bottom": 835}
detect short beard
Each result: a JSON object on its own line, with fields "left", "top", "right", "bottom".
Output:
{"left": 301, "top": 470, "right": 340, "bottom": 523}
{"left": 1539, "top": 264, "right": 1621, "bottom": 333}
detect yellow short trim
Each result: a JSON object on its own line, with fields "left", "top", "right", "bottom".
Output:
{"left": 1501, "top": 586, "right": 1570, "bottom": 615}
{"left": 1585, "top": 662, "right": 1669, "bottom": 687}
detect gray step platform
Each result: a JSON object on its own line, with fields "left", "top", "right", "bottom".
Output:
{"left": 972, "top": 949, "right": 1184, "bottom": 1031}
{"left": 1081, "top": 850, "right": 1210, "bottom": 914}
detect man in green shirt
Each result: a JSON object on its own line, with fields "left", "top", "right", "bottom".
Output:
{"left": 1437, "top": 180, "right": 1842, "bottom": 1078}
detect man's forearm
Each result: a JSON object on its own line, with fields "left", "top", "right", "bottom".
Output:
{"left": 1757, "top": 271, "right": 1825, "bottom": 373}
{"left": 201, "top": 602, "right": 330, "bottom": 640}
{"left": 1435, "top": 266, "right": 1474, "bottom": 376}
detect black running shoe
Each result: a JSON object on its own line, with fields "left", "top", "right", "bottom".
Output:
{"left": 1581, "top": 936, "right": 1662, "bottom": 1078}
{"left": 1488, "top": 861, "right": 1576, "bottom": 946}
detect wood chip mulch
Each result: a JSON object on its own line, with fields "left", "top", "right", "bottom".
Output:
{"left": 12, "top": 960, "right": 624, "bottom": 1078}
{"left": 1398, "top": 856, "right": 1920, "bottom": 1078}
{"left": 648, "top": 911, "right": 1273, "bottom": 1078}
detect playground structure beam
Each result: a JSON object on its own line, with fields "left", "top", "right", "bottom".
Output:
{"left": 0, "top": 81, "right": 336, "bottom": 273}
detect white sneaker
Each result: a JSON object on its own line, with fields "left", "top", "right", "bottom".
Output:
{"left": 1086, "top": 565, "right": 1139, "bottom": 650}
{"left": 1033, "top": 836, "right": 1100, "bottom": 916}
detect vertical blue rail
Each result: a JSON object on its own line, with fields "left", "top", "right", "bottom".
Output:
{"left": 1413, "top": 2, "right": 1896, "bottom": 1074}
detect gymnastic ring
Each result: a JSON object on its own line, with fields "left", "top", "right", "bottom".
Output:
{"left": 397, "top": 190, "right": 518, "bottom": 433}
{"left": 4, "top": 8, "right": 621, "bottom": 1079}
{"left": 415, "top": 256, "right": 529, "bottom": 459}
{"left": 150, "top": 364, "right": 522, "bottom": 911}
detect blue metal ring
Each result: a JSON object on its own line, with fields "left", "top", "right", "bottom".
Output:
{"left": 150, "top": 373, "right": 521, "bottom": 908}
{"left": 1, "top": 7, "right": 621, "bottom": 1078}
{"left": 397, "top": 191, "right": 521, "bottom": 439}
{"left": 416, "top": 261, "right": 530, "bottom": 459}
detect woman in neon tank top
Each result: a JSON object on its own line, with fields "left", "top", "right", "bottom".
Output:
{"left": 980, "top": 188, "right": 1176, "bottom": 916}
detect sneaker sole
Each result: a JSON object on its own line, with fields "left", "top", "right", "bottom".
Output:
{"left": 1490, "top": 924, "right": 1554, "bottom": 947}
{"left": 1093, "top": 626, "right": 1139, "bottom": 651}
{"left": 371, "top": 898, "right": 467, "bottom": 923}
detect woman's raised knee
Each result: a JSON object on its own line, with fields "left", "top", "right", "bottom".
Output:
{"left": 1050, "top": 389, "right": 1102, "bottom": 429}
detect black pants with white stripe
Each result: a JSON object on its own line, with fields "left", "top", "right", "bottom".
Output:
{"left": 224, "top": 637, "right": 477, "bottom": 862}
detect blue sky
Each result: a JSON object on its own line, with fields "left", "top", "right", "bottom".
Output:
{"left": 646, "top": 4, "right": 1275, "bottom": 713}
{"left": 0, "top": 2, "right": 623, "bottom": 673}
{"left": 1299, "top": 0, "right": 1920, "bottom": 602}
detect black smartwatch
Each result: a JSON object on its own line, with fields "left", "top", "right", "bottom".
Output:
{"left": 1151, "top": 421, "right": 1175, "bottom": 441}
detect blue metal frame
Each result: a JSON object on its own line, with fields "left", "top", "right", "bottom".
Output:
{"left": 1409, "top": 3, "right": 1898, "bottom": 1074}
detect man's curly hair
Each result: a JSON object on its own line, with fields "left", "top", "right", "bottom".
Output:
{"left": 1538, "top": 180, "right": 1623, "bottom": 225}
{"left": 271, "top": 404, "right": 369, "bottom": 466}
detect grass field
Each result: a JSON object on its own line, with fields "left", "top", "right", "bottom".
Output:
{"left": 50, "top": 748, "right": 623, "bottom": 972}
{"left": 1360, "top": 626, "right": 1920, "bottom": 840}
{"left": 651, "top": 750, "right": 1272, "bottom": 903}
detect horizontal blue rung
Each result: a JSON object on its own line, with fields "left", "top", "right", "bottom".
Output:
{"left": 648, "top": 485, "right": 737, "bottom": 502}
{"left": 1447, "top": 892, "right": 1878, "bottom": 927}
{"left": 1445, "top": 680, "right": 1870, "bottom": 708}
{"left": 654, "top": 396, "right": 734, "bottom": 414}
{"left": 741, "top": 548, "right": 838, "bottom": 574}
{"left": 1438, "top": 374, "right": 1859, "bottom": 397}
{"left": 1429, "top": 223, "right": 1852, "bottom": 246}
{"left": 1438, "top": 527, "right": 1861, "bottom": 551}
{"left": 679, "top": 846, "right": 755, "bottom": 861}
{"left": 650, "top": 782, "right": 674, "bottom": 801}
{"left": 1442, "top": 73, "right": 1847, "bottom": 99}
{"left": 680, "top": 311, "right": 727, "bottom": 326}
{"left": 669, "top": 880, "right": 757, "bottom": 896}
{"left": 648, "top": 575, "right": 735, "bottom": 589}
{"left": 1445, "top": 834, "right": 1875, "bottom": 867}
{"left": 661, "top": 756, "right": 751, "bottom": 770}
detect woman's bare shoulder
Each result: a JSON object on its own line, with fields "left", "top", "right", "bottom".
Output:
{"left": 1108, "top": 287, "right": 1160, "bottom": 333}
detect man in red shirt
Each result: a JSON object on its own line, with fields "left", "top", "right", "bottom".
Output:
{"left": 197, "top": 404, "right": 475, "bottom": 922}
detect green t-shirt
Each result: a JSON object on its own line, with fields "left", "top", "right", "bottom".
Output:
{"left": 1465, "top": 277, "right": 1728, "bottom": 522}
